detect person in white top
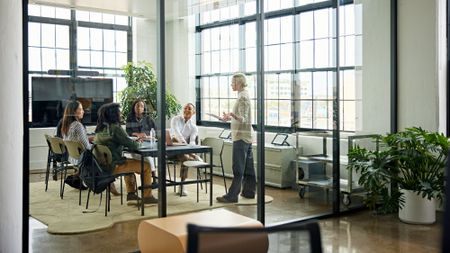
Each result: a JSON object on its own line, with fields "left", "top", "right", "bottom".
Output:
{"left": 170, "top": 103, "right": 202, "bottom": 196}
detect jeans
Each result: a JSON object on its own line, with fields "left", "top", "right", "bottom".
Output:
{"left": 226, "top": 140, "right": 256, "bottom": 201}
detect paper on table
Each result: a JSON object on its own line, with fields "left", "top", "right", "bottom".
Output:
{"left": 206, "top": 113, "right": 226, "bottom": 121}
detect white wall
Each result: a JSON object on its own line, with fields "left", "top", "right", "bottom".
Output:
{"left": 359, "top": 0, "right": 391, "bottom": 134}
{"left": 0, "top": 0, "right": 23, "bottom": 252}
{"left": 398, "top": 0, "right": 440, "bottom": 131}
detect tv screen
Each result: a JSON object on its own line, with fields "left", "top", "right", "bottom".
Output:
{"left": 31, "top": 77, "right": 113, "bottom": 127}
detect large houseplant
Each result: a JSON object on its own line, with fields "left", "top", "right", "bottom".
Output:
{"left": 348, "top": 127, "right": 448, "bottom": 220}
{"left": 119, "top": 61, "right": 181, "bottom": 120}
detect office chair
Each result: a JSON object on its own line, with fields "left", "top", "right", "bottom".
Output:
{"left": 187, "top": 220, "right": 323, "bottom": 253}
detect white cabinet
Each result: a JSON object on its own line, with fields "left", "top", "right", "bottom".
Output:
{"left": 216, "top": 141, "right": 297, "bottom": 188}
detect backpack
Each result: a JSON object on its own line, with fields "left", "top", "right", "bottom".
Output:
{"left": 77, "top": 146, "right": 115, "bottom": 194}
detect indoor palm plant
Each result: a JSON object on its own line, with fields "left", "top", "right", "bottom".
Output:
{"left": 348, "top": 127, "right": 448, "bottom": 221}
{"left": 119, "top": 61, "right": 181, "bottom": 120}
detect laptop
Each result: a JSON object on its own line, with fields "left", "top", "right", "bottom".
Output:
{"left": 165, "top": 129, "right": 188, "bottom": 146}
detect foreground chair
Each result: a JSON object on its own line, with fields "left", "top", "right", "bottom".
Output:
{"left": 186, "top": 220, "right": 323, "bottom": 253}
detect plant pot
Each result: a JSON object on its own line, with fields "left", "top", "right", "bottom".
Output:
{"left": 398, "top": 188, "right": 436, "bottom": 224}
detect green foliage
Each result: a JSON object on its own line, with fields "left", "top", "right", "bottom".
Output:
{"left": 119, "top": 61, "right": 181, "bottom": 120}
{"left": 348, "top": 127, "right": 448, "bottom": 214}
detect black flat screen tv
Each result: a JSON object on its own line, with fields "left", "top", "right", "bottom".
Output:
{"left": 31, "top": 77, "right": 114, "bottom": 127}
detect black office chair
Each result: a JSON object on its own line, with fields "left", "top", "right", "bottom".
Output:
{"left": 187, "top": 221, "right": 323, "bottom": 253}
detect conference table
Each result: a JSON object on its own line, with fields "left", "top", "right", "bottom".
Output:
{"left": 126, "top": 141, "right": 213, "bottom": 216}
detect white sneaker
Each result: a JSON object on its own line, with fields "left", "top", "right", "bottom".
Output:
{"left": 178, "top": 186, "right": 188, "bottom": 196}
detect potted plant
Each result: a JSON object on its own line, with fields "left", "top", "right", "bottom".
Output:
{"left": 384, "top": 127, "right": 448, "bottom": 224}
{"left": 119, "top": 61, "right": 181, "bottom": 120}
{"left": 348, "top": 127, "right": 448, "bottom": 223}
{"left": 348, "top": 138, "right": 402, "bottom": 214}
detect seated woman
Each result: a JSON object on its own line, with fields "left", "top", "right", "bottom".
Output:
{"left": 61, "top": 100, "right": 118, "bottom": 195}
{"left": 94, "top": 103, "right": 158, "bottom": 204}
{"left": 126, "top": 99, "right": 158, "bottom": 188}
{"left": 170, "top": 103, "right": 202, "bottom": 196}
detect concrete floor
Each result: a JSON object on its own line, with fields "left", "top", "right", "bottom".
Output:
{"left": 29, "top": 172, "right": 442, "bottom": 253}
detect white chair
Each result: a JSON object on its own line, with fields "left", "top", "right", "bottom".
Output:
{"left": 182, "top": 137, "right": 227, "bottom": 200}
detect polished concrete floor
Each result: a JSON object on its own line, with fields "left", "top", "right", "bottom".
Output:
{"left": 29, "top": 172, "right": 443, "bottom": 253}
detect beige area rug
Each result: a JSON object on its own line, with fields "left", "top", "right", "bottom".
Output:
{"left": 30, "top": 179, "right": 272, "bottom": 234}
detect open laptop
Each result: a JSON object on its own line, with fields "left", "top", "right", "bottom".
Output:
{"left": 165, "top": 129, "right": 188, "bottom": 146}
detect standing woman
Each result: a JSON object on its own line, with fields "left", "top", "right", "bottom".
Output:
{"left": 126, "top": 99, "right": 158, "bottom": 188}
{"left": 216, "top": 73, "right": 256, "bottom": 203}
{"left": 95, "top": 103, "right": 158, "bottom": 204}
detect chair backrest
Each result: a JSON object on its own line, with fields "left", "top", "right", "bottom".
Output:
{"left": 63, "top": 140, "right": 85, "bottom": 160}
{"left": 48, "top": 136, "right": 67, "bottom": 155}
{"left": 92, "top": 144, "right": 113, "bottom": 169}
{"left": 187, "top": 221, "right": 323, "bottom": 253}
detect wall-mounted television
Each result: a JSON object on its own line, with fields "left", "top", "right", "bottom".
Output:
{"left": 31, "top": 77, "right": 113, "bottom": 127}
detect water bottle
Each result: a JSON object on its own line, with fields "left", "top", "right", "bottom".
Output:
{"left": 150, "top": 128, "right": 156, "bottom": 148}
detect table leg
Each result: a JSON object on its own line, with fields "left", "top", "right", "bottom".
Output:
{"left": 209, "top": 148, "right": 213, "bottom": 206}
{"left": 141, "top": 155, "right": 145, "bottom": 216}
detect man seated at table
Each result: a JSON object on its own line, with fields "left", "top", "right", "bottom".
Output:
{"left": 170, "top": 103, "right": 202, "bottom": 196}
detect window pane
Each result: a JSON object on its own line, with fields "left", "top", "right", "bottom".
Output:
{"left": 116, "top": 31, "right": 127, "bottom": 52}
{"left": 41, "top": 48, "right": 56, "bottom": 71}
{"left": 29, "top": 47, "right": 41, "bottom": 71}
{"left": 90, "top": 12, "right": 102, "bottom": 23}
{"left": 211, "top": 51, "right": 220, "bottom": 73}
{"left": 77, "top": 50, "right": 90, "bottom": 66}
{"left": 245, "top": 48, "right": 256, "bottom": 72}
{"left": 313, "top": 72, "right": 327, "bottom": 99}
{"left": 28, "top": 4, "right": 40, "bottom": 16}
{"left": 90, "top": 28, "right": 103, "bottom": 50}
{"left": 299, "top": 72, "right": 312, "bottom": 99}
{"left": 210, "top": 28, "right": 220, "bottom": 51}
{"left": 201, "top": 78, "right": 210, "bottom": 98}
{"left": 314, "top": 101, "right": 328, "bottom": 129}
{"left": 76, "top": 10, "right": 90, "bottom": 21}
{"left": 116, "top": 52, "right": 127, "bottom": 68}
{"left": 266, "top": 75, "right": 278, "bottom": 99}
{"left": 202, "top": 52, "right": 211, "bottom": 74}
{"left": 230, "top": 25, "right": 239, "bottom": 49}
{"left": 40, "top": 6, "right": 55, "bottom": 18}
{"left": 56, "top": 49, "right": 69, "bottom": 70}
{"left": 280, "top": 16, "right": 293, "bottom": 43}
{"left": 266, "top": 18, "right": 280, "bottom": 45}
{"left": 299, "top": 101, "right": 312, "bottom": 128}
{"left": 220, "top": 50, "right": 230, "bottom": 73}
{"left": 345, "top": 36, "right": 355, "bottom": 66}
{"left": 343, "top": 70, "right": 355, "bottom": 100}
{"left": 115, "top": 15, "right": 129, "bottom": 25}
{"left": 230, "top": 49, "right": 239, "bottom": 72}
{"left": 279, "top": 100, "right": 291, "bottom": 127}
{"left": 41, "top": 24, "right": 55, "bottom": 48}
{"left": 202, "top": 30, "right": 210, "bottom": 52}
{"left": 55, "top": 7, "right": 70, "bottom": 19}
{"left": 244, "top": 2, "right": 256, "bottom": 16}
{"left": 55, "top": 25, "right": 69, "bottom": 49}
{"left": 103, "top": 14, "right": 115, "bottom": 24}
{"left": 90, "top": 51, "right": 103, "bottom": 67}
{"left": 104, "top": 30, "right": 115, "bottom": 51}
{"left": 279, "top": 74, "right": 291, "bottom": 99}
{"left": 209, "top": 76, "right": 219, "bottom": 97}
{"left": 77, "top": 27, "right": 90, "bottom": 50}
{"left": 220, "top": 26, "right": 229, "bottom": 49}
{"left": 266, "top": 45, "right": 280, "bottom": 71}
{"left": 29, "top": 22, "right": 40, "bottom": 47}
{"left": 299, "top": 12, "right": 313, "bottom": 41}
{"left": 219, "top": 99, "right": 229, "bottom": 114}
{"left": 299, "top": 41, "right": 313, "bottom": 69}
{"left": 315, "top": 39, "right": 329, "bottom": 68}
{"left": 245, "top": 22, "right": 256, "bottom": 48}
{"left": 219, "top": 76, "right": 229, "bottom": 97}
{"left": 266, "top": 100, "right": 279, "bottom": 125}
{"left": 104, "top": 52, "right": 116, "bottom": 68}
{"left": 280, "top": 43, "right": 293, "bottom": 70}
{"left": 314, "top": 9, "right": 329, "bottom": 39}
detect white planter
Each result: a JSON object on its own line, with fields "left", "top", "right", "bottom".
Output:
{"left": 399, "top": 188, "right": 436, "bottom": 224}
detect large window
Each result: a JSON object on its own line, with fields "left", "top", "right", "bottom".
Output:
{"left": 196, "top": 0, "right": 358, "bottom": 131}
{"left": 28, "top": 4, "right": 132, "bottom": 124}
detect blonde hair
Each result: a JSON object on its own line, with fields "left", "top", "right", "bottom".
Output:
{"left": 232, "top": 73, "right": 247, "bottom": 88}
